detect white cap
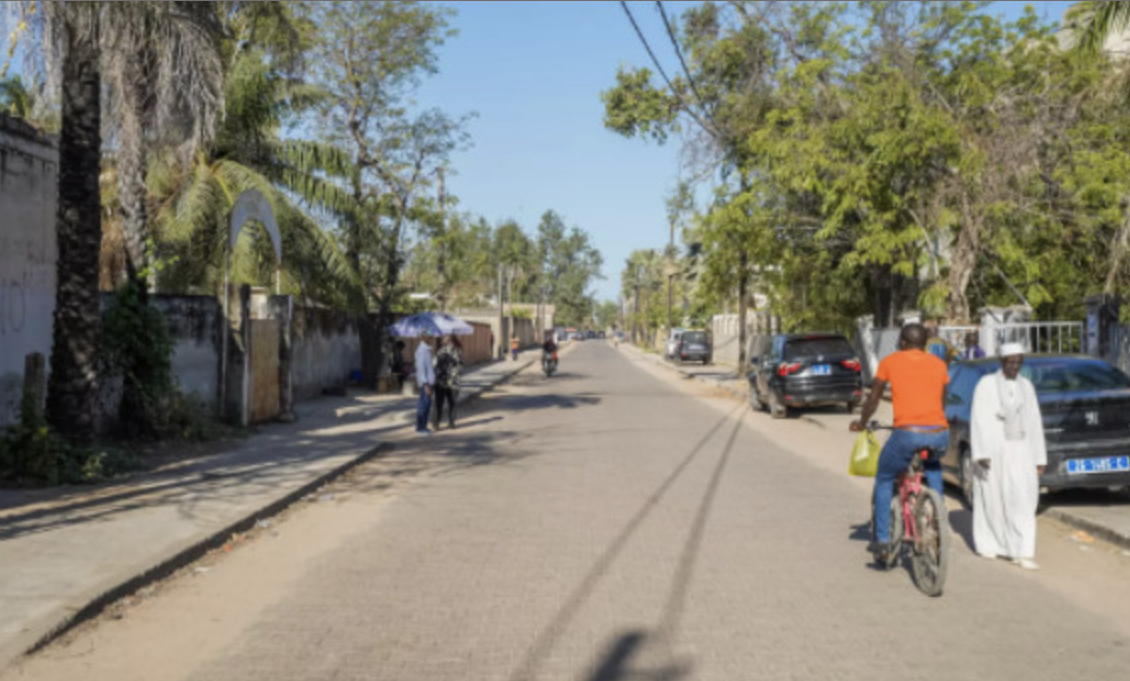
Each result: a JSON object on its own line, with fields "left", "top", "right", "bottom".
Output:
{"left": 999, "top": 342, "right": 1025, "bottom": 357}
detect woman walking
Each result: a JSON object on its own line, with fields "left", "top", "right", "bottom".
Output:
{"left": 434, "top": 335, "right": 464, "bottom": 430}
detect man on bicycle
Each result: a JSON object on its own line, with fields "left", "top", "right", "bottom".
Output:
{"left": 850, "top": 323, "right": 950, "bottom": 564}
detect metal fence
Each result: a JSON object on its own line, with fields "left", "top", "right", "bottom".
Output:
{"left": 859, "top": 321, "right": 1085, "bottom": 384}
{"left": 986, "top": 322, "right": 1083, "bottom": 355}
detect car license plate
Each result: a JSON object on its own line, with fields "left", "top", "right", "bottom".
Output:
{"left": 1066, "top": 456, "right": 1130, "bottom": 475}
{"left": 812, "top": 364, "right": 831, "bottom": 376}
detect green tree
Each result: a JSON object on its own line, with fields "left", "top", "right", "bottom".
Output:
{"left": 301, "top": 0, "right": 468, "bottom": 387}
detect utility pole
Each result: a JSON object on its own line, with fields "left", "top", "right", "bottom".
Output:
{"left": 634, "top": 264, "right": 642, "bottom": 345}
{"left": 667, "top": 219, "right": 676, "bottom": 339}
{"left": 436, "top": 167, "right": 447, "bottom": 313}
{"left": 497, "top": 266, "right": 505, "bottom": 359}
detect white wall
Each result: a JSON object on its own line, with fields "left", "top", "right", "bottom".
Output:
{"left": 0, "top": 116, "right": 58, "bottom": 426}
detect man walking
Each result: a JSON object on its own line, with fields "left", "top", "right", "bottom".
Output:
{"left": 970, "top": 343, "right": 1046, "bottom": 569}
{"left": 415, "top": 332, "right": 436, "bottom": 435}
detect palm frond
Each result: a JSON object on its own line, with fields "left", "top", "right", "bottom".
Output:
{"left": 1066, "top": 1, "right": 1130, "bottom": 54}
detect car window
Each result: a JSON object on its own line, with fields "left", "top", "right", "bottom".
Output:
{"left": 772, "top": 336, "right": 786, "bottom": 359}
{"left": 684, "top": 332, "right": 708, "bottom": 344}
{"left": 1022, "top": 361, "right": 1130, "bottom": 392}
{"left": 784, "top": 337, "right": 854, "bottom": 360}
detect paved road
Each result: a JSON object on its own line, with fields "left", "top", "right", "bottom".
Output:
{"left": 9, "top": 341, "right": 1130, "bottom": 681}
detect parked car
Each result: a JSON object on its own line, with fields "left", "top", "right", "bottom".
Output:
{"left": 664, "top": 329, "right": 686, "bottom": 360}
{"left": 747, "top": 333, "right": 863, "bottom": 419}
{"left": 673, "top": 329, "right": 712, "bottom": 364}
{"left": 942, "top": 355, "right": 1130, "bottom": 504}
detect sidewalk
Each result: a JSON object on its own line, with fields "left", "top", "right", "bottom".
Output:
{"left": 0, "top": 350, "right": 541, "bottom": 670}
{"left": 617, "top": 342, "right": 1130, "bottom": 552}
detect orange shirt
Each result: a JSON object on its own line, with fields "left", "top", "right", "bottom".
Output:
{"left": 874, "top": 349, "right": 949, "bottom": 428}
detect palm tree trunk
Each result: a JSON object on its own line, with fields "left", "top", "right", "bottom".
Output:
{"left": 47, "top": 5, "right": 102, "bottom": 441}
{"left": 117, "top": 52, "right": 152, "bottom": 288}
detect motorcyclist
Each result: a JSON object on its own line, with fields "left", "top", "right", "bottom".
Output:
{"left": 542, "top": 335, "right": 559, "bottom": 372}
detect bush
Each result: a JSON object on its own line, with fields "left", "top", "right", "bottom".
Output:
{"left": 101, "top": 278, "right": 176, "bottom": 438}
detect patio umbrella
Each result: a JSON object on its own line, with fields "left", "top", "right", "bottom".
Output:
{"left": 388, "top": 312, "right": 475, "bottom": 338}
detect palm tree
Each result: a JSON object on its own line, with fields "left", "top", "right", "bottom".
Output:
{"left": 145, "top": 41, "right": 359, "bottom": 306}
{"left": 104, "top": 2, "right": 226, "bottom": 285}
{"left": 1066, "top": 1, "right": 1130, "bottom": 293}
{"left": 43, "top": 3, "right": 102, "bottom": 441}
{"left": 1066, "top": 1, "right": 1130, "bottom": 55}
{"left": 0, "top": 75, "right": 33, "bottom": 118}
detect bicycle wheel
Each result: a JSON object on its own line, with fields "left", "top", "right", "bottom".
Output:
{"left": 910, "top": 488, "right": 950, "bottom": 597}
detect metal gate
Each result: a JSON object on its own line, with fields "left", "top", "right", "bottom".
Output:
{"left": 249, "top": 319, "right": 280, "bottom": 423}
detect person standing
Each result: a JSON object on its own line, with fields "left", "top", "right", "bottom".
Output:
{"left": 414, "top": 332, "right": 436, "bottom": 435}
{"left": 970, "top": 343, "right": 1047, "bottom": 570}
{"left": 962, "top": 332, "right": 986, "bottom": 360}
{"left": 510, "top": 333, "right": 520, "bottom": 361}
{"left": 434, "top": 335, "right": 463, "bottom": 430}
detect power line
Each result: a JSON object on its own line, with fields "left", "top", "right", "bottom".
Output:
{"left": 655, "top": 1, "right": 715, "bottom": 128}
{"left": 618, "top": 0, "right": 714, "bottom": 136}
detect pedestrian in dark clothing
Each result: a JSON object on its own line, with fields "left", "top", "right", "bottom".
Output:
{"left": 390, "top": 340, "right": 407, "bottom": 390}
{"left": 963, "top": 332, "right": 986, "bottom": 360}
{"left": 434, "top": 335, "right": 463, "bottom": 430}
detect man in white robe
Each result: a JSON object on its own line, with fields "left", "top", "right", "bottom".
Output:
{"left": 970, "top": 343, "right": 1047, "bottom": 570}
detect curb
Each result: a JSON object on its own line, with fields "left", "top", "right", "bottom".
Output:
{"left": 621, "top": 343, "right": 748, "bottom": 401}
{"left": 21, "top": 441, "right": 393, "bottom": 660}
{"left": 1042, "top": 507, "right": 1130, "bottom": 552}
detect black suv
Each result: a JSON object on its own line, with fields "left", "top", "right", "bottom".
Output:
{"left": 746, "top": 333, "right": 863, "bottom": 418}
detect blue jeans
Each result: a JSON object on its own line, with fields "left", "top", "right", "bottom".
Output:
{"left": 872, "top": 428, "right": 950, "bottom": 544}
{"left": 416, "top": 387, "right": 432, "bottom": 432}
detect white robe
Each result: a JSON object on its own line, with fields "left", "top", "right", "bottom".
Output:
{"left": 970, "top": 373, "right": 1047, "bottom": 559}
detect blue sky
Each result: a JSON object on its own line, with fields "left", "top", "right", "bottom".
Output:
{"left": 414, "top": 0, "right": 1077, "bottom": 303}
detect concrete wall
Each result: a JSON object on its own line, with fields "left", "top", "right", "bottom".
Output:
{"left": 291, "top": 307, "right": 361, "bottom": 400}
{"left": 450, "top": 309, "right": 536, "bottom": 359}
{"left": 0, "top": 115, "right": 58, "bottom": 427}
{"left": 710, "top": 313, "right": 779, "bottom": 368}
{"left": 158, "top": 296, "right": 224, "bottom": 403}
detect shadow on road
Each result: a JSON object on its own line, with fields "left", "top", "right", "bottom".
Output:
{"left": 508, "top": 404, "right": 746, "bottom": 681}
{"left": 581, "top": 630, "right": 691, "bottom": 681}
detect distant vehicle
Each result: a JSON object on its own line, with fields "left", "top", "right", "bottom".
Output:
{"left": 747, "top": 333, "right": 863, "bottom": 419}
{"left": 942, "top": 355, "right": 1130, "bottom": 503}
{"left": 597, "top": 330, "right": 606, "bottom": 339}
{"left": 674, "top": 329, "right": 712, "bottom": 365}
{"left": 571, "top": 332, "right": 585, "bottom": 342}
{"left": 585, "top": 330, "right": 596, "bottom": 339}
{"left": 665, "top": 329, "right": 686, "bottom": 361}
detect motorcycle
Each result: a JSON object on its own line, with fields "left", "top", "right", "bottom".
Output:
{"left": 542, "top": 352, "right": 558, "bottom": 377}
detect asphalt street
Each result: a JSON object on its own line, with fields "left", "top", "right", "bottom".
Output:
{"left": 9, "top": 341, "right": 1130, "bottom": 681}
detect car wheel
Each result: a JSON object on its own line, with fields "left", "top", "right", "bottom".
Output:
{"left": 769, "top": 390, "right": 788, "bottom": 419}
{"left": 960, "top": 448, "right": 975, "bottom": 508}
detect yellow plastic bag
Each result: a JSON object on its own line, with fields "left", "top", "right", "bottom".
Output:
{"left": 848, "top": 431, "right": 881, "bottom": 477}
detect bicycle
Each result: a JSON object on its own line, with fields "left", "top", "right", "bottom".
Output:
{"left": 868, "top": 422, "right": 951, "bottom": 597}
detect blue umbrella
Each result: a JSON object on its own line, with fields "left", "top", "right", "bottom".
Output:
{"left": 388, "top": 312, "right": 475, "bottom": 338}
